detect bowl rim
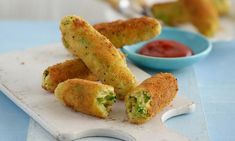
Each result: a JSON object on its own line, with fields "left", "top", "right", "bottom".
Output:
{"left": 122, "top": 27, "right": 212, "bottom": 61}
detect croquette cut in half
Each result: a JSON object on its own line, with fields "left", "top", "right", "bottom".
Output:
{"left": 55, "top": 79, "right": 116, "bottom": 118}
{"left": 42, "top": 59, "right": 97, "bottom": 93}
{"left": 125, "top": 73, "right": 178, "bottom": 124}
{"left": 60, "top": 15, "right": 137, "bottom": 100}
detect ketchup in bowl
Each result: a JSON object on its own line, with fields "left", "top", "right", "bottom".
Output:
{"left": 139, "top": 40, "right": 193, "bottom": 58}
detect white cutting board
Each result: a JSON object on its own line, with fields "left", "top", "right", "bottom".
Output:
{"left": 0, "top": 44, "right": 195, "bottom": 141}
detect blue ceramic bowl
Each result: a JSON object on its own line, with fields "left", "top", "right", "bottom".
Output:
{"left": 121, "top": 27, "right": 212, "bottom": 70}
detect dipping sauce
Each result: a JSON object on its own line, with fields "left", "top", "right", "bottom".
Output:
{"left": 139, "top": 40, "right": 193, "bottom": 58}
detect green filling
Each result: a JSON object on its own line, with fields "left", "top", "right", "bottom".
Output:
{"left": 97, "top": 92, "right": 116, "bottom": 112}
{"left": 43, "top": 70, "right": 49, "bottom": 78}
{"left": 128, "top": 91, "right": 151, "bottom": 119}
{"left": 144, "top": 92, "right": 151, "bottom": 103}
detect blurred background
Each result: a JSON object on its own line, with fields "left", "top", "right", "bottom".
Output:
{"left": 0, "top": 0, "right": 125, "bottom": 23}
{"left": 0, "top": 0, "right": 234, "bottom": 39}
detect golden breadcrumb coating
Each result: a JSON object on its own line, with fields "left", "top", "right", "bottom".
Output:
{"left": 125, "top": 73, "right": 178, "bottom": 124}
{"left": 151, "top": 1, "right": 189, "bottom": 26}
{"left": 42, "top": 59, "right": 97, "bottom": 93}
{"left": 93, "top": 17, "right": 161, "bottom": 48}
{"left": 212, "top": 0, "right": 230, "bottom": 16}
{"left": 55, "top": 79, "right": 116, "bottom": 118}
{"left": 60, "top": 15, "right": 137, "bottom": 100}
{"left": 180, "top": 0, "right": 219, "bottom": 36}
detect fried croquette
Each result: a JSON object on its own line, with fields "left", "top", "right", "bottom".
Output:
{"left": 42, "top": 59, "right": 97, "bottom": 93}
{"left": 60, "top": 15, "right": 137, "bottom": 100}
{"left": 44, "top": 17, "right": 159, "bottom": 93}
{"left": 63, "top": 17, "right": 161, "bottom": 50}
{"left": 93, "top": 17, "right": 161, "bottom": 48}
{"left": 151, "top": 1, "right": 189, "bottom": 26}
{"left": 55, "top": 79, "right": 116, "bottom": 118}
{"left": 125, "top": 73, "right": 178, "bottom": 124}
{"left": 212, "top": 0, "right": 231, "bottom": 16}
{"left": 47, "top": 17, "right": 159, "bottom": 92}
{"left": 62, "top": 36, "right": 126, "bottom": 60}
{"left": 180, "top": 0, "right": 219, "bottom": 36}
{"left": 151, "top": 0, "right": 226, "bottom": 36}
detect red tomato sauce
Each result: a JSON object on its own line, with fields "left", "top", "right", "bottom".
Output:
{"left": 139, "top": 40, "right": 193, "bottom": 58}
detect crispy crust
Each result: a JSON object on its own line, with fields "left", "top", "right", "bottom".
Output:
{"left": 93, "top": 17, "right": 161, "bottom": 48}
{"left": 126, "top": 73, "right": 178, "bottom": 124}
{"left": 212, "top": 0, "right": 231, "bottom": 16}
{"left": 60, "top": 15, "right": 137, "bottom": 100}
{"left": 151, "top": 1, "right": 189, "bottom": 26}
{"left": 41, "top": 59, "right": 97, "bottom": 93}
{"left": 151, "top": 0, "right": 224, "bottom": 36}
{"left": 55, "top": 79, "right": 115, "bottom": 118}
{"left": 180, "top": 0, "right": 219, "bottom": 36}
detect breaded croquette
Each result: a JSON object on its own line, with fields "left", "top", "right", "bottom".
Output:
{"left": 151, "top": 1, "right": 189, "bottom": 26}
{"left": 55, "top": 79, "right": 116, "bottom": 118}
{"left": 42, "top": 59, "right": 97, "bottom": 93}
{"left": 60, "top": 15, "right": 137, "bottom": 100}
{"left": 125, "top": 73, "right": 178, "bottom": 124}
{"left": 151, "top": 0, "right": 230, "bottom": 24}
{"left": 93, "top": 17, "right": 161, "bottom": 48}
{"left": 180, "top": 0, "right": 219, "bottom": 36}
{"left": 212, "top": 0, "right": 231, "bottom": 16}
{"left": 47, "top": 17, "right": 159, "bottom": 93}
{"left": 62, "top": 37, "right": 126, "bottom": 60}
{"left": 63, "top": 17, "right": 161, "bottom": 50}
{"left": 151, "top": 0, "right": 227, "bottom": 36}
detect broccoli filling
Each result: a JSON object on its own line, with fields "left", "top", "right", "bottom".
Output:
{"left": 97, "top": 92, "right": 116, "bottom": 113}
{"left": 128, "top": 91, "right": 151, "bottom": 119}
{"left": 43, "top": 70, "right": 49, "bottom": 77}
{"left": 42, "top": 69, "right": 52, "bottom": 88}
